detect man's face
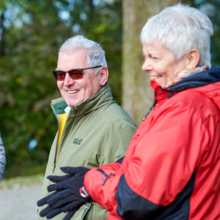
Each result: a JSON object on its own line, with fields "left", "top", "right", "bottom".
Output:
{"left": 57, "top": 49, "right": 104, "bottom": 107}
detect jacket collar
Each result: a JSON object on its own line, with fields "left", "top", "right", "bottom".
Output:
{"left": 151, "top": 80, "right": 170, "bottom": 103}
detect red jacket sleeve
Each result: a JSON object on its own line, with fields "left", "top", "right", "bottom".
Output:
{"left": 84, "top": 162, "right": 122, "bottom": 212}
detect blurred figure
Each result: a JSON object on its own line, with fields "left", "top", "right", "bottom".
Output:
{"left": 37, "top": 35, "right": 137, "bottom": 220}
{"left": 38, "top": 4, "right": 220, "bottom": 220}
{"left": 0, "top": 131, "right": 6, "bottom": 182}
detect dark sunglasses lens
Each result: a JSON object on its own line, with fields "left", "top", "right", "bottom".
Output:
{"left": 55, "top": 71, "right": 66, "bottom": 80}
{"left": 68, "top": 70, "right": 83, "bottom": 79}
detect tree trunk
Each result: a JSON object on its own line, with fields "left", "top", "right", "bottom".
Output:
{"left": 122, "top": 0, "right": 193, "bottom": 124}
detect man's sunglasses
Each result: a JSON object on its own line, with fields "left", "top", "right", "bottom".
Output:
{"left": 53, "top": 65, "right": 102, "bottom": 81}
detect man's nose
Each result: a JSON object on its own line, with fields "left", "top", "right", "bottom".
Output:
{"left": 64, "top": 72, "right": 75, "bottom": 86}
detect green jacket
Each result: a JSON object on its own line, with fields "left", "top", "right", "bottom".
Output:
{"left": 38, "top": 84, "right": 137, "bottom": 220}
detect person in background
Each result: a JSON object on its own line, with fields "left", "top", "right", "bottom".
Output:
{"left": 38, "top": 4, "right": 220, "bottom": 220}
{"left": 37, "top": 35, "right": 137, "bottom": 220}
{"left": 0, "top": 131, "right": 6, "bottom": 182}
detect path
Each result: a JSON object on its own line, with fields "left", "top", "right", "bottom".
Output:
{"left": 0, "top": 184, "right": 43, "bottom": 220}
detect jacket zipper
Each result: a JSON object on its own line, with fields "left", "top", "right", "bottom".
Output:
{"left": 53, "top": 116, "right": 61, "bottom": 172}
{"left": 52, "top": 109, "right": 78, "bottom": 172}
{"left": 141, "top": 92, "right": 157, "bottom": 121}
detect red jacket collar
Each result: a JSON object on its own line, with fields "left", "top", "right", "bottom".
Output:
{"left": 150, "top": 80, "right": 171, "bottom": 103}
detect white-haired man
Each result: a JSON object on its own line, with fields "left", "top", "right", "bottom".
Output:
{"left": 37, "top": 35, "right": 137, "bottom": 220}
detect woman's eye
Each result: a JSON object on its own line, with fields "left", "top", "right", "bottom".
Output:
{"left": 149, "top": 54, "right": 158, "bottom": 60}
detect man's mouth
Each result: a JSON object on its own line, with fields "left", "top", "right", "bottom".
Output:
{"left": 67, "top": 90, "right": 79, "bottom": 94}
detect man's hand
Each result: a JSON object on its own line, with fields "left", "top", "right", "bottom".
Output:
{"left": 37, "top": 166, "right": 90, "bottom": 220}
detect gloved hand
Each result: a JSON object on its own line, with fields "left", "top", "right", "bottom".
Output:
{"left": 37, "top": 166, "right": 90, "bottom": 220}
{"left": 37, "top": 191, "right": 63, "bottom": 219}
{"left": 38, "top": 205, "right": 62, "bottom": 219}
{"left": 38, "top": 205, "right": 77, "bottom": 220}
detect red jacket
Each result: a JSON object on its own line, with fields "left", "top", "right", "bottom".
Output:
{"left": 84, "top": 67, "right": 220, "bottom": 220}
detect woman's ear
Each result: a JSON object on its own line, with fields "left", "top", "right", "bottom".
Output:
{"left": 186, "top": 49, "right": 200, "bottom": 70}
{"left": 99, "top": 66, "right": 109, "bottom": 86}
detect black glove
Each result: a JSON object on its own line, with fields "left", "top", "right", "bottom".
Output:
{"left": 38, "top": 205, "right": 62, "bottom": 219}
{"left": 38, "top": 205, "right": 75, "bottom": 220}
{"left": 37, "top": 166, "right": 90, "bottom": 220}
{"left": 37, "top": 190, "right": 63, "bottom": 219}
{"left": 63, "top": 210, "right": 76, "bottom": 220}
{"left": 37, "top": 173, "right": 71, "bottom": 207}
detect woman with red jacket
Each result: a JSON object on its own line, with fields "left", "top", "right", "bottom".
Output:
{"left": 38, "top": 4, "right": 220, "bottom": 220}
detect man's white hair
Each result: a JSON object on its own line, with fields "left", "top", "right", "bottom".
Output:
{"left": 59, "top": 35, "right": 107, "bottom": 73}
{"left": 140, "top": 3, "right": 213, "bottom": 67}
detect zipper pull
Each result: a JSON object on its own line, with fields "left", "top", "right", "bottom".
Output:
{"left": 101, "top": 173, "right": 115, "bottom": 185}
{"left": 53, "top": 164, "right": 56, "bottom": 171}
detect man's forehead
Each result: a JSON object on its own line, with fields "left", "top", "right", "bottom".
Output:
{"left": 57, "top": 50, "right": 88, "bottom": 70}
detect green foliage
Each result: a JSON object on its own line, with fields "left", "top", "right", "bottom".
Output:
{"left": 0, "top": 0, "right": 122, "bottom": 177}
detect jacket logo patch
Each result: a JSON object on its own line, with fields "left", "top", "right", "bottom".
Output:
{"left": 73, "top": 138, "right": 83, "bottom": 145}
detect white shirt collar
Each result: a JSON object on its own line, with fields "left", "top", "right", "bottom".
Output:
{"left": 64, "top": 106, "right": 71, "bottom": 116}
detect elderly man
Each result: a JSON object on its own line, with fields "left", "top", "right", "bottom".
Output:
{"left": 37, "top": 35, "right": 137, "bottom": 220}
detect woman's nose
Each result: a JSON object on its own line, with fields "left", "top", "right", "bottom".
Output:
{"left": 142, "top": 60, "right": 153, "bottom": 72}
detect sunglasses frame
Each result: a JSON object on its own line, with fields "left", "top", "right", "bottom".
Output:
{"left": 53, "top": 65, "right": 102, "bottom": 81}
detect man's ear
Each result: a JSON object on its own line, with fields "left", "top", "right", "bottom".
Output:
{"left": 99, "top": 66, "right": 109, "bottom": 86}
{"left": 186, "top": 49, "right": 200, "bottom": 70}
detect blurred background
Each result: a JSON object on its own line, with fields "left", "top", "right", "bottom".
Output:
{"left": 0, "top": 0, "right": 219, "bottom": 181}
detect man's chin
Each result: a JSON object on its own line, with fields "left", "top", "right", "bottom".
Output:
{"left": 66, "top": 100, "right": 82, "bottom": 107}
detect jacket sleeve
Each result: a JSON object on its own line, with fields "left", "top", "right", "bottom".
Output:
{"left": 84, "top": 162, "right": 122, "bottom": 212}
{"left": 0, "top": 133, "right": 6, "bottom": 182}
{"left": 98, "top": 120, "right": 137, "bottom": 165}
{"left": 84, "top": 100, "right": 211, "bottom": 219}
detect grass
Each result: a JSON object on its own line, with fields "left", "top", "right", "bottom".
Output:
{"left": 3, "top": 163, "right": 47, "bottom": 179}
{"left": 0, "top": 174, "right": 44, "bottom": 190}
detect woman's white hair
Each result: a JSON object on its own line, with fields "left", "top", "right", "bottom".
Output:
{"left": 59, "top": 35, "right": 107, "bottom": 73}
{"left": 140, "top": 3, "right": 214, "bottom": 67}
